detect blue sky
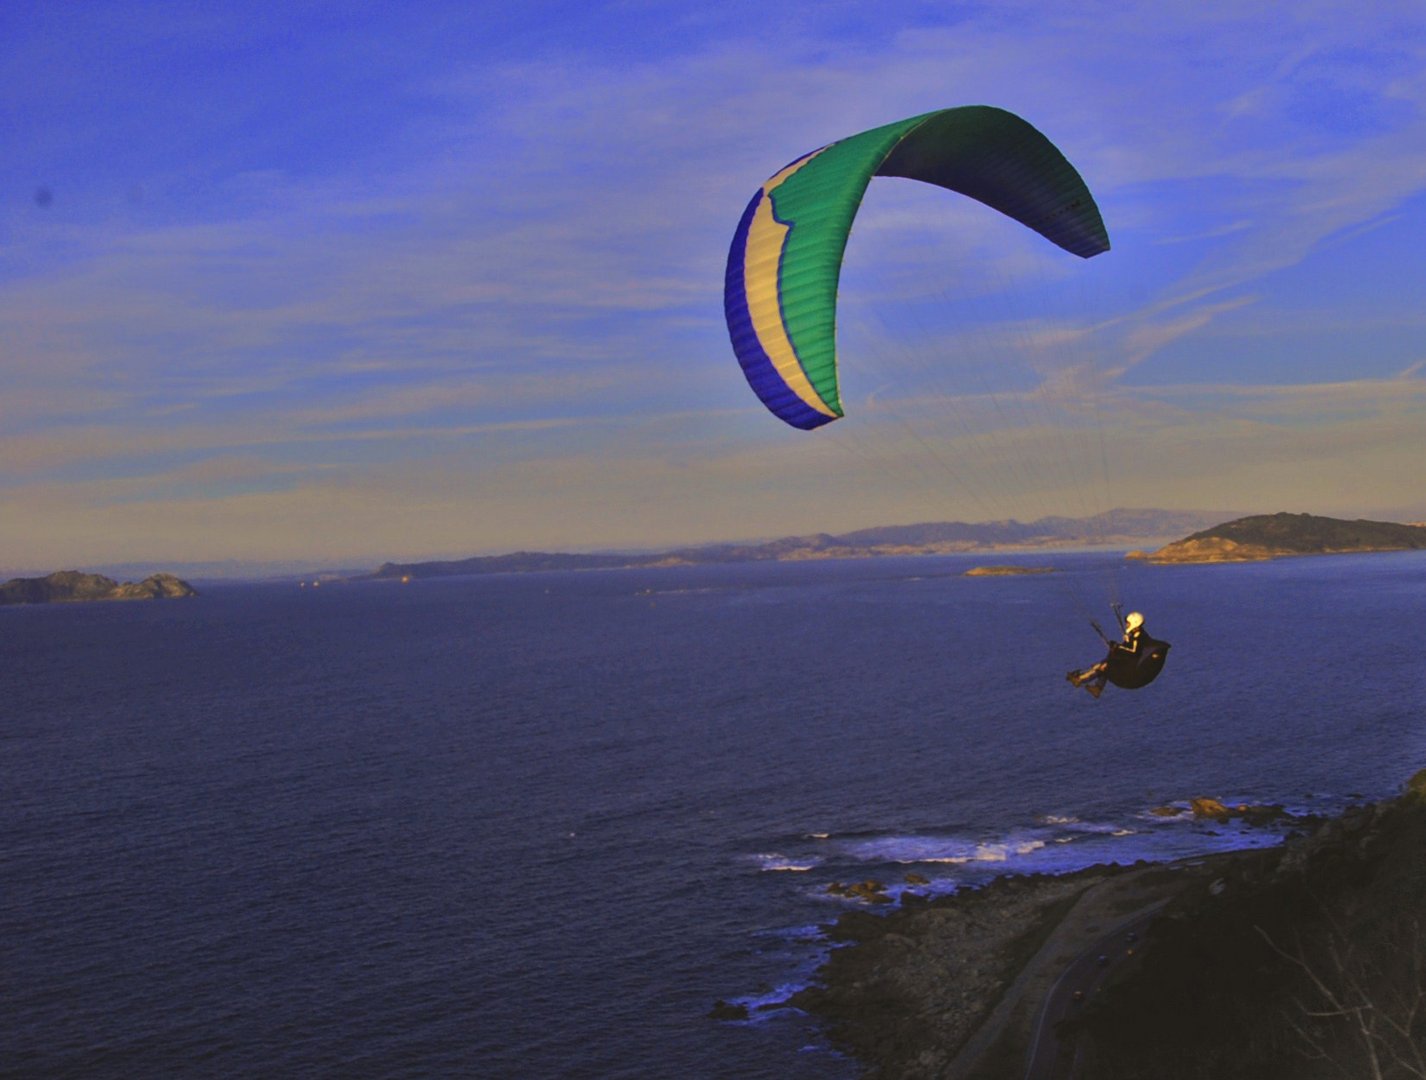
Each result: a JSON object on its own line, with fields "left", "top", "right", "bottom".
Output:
{"left": 5, "top": 1, "right": 1426, "bottom": 570}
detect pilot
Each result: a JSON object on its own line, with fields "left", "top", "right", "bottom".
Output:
{"left": 1067, "top": 612, "right": 1146, "bottom": 698}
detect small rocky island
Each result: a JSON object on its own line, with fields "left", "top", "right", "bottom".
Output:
{"left": 0, "top": 570, "right": 197, "bottom": 606}
{"left": 963, "top": 565, "right": 1055, "bottom": 576}
{"left": 1129, "top": 511, "right": 1426, "bottom": 564}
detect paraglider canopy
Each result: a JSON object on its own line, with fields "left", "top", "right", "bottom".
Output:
{"left": 723, "top": 105, "right": 1109, "bottom": 431}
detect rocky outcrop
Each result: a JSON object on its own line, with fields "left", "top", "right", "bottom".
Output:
{"left": 1134, "top": 537, "right": 1280, "bottom": 563}
{"left": 1149, "top": 797, "right": 1295, "bottom": 827}
{"left": 707, "top": 999, "right": 749, "bottom": 1021}
{"left": 829, "top": 879, "right": 894, "bottom": 904}
{"left": 1190, "top": 797, "right": 1232, "bottom": 821}
{"left": 0, "top": 571, "right": 197, "bottom": 605}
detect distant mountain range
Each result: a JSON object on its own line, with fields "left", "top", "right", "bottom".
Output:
{"left": 9, "top": 513, "right": 1418, "bottom": 599}
{"left": 368, "top": 508, "right": 1241, "bottom": 580}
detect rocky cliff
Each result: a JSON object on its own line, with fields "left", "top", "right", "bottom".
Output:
{"left": 0, "top": 571, "right": 198, "bottom": 605}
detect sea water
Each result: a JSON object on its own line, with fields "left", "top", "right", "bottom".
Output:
{"left": 4, "top": 551, "right": 1424, "bottom": 1078}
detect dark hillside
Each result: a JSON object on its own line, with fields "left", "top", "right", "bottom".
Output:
{"left": 1070, "top": 772, "right": 1426, "bottom": 1078}
{"left": 1184, "top": 512, "right": 1426, "bottom": 553}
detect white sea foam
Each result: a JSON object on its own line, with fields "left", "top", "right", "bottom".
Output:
{"left": 810, "top": 803, "right": 1316, "bottom": 887}
{"left": 1060, "top": 818, "right": 1137, "bottom": 835}
{"left": 726, "top": 981, "right": 813, "bottom": 1024}
{"left": 754, "top": 852, "right": 822, "bottom": 873}
{"left": 976, "top": 838, "right": 1048, "bottom": 862}
{"left": 837, "top": 831, "right": 1052, "bottom": 867}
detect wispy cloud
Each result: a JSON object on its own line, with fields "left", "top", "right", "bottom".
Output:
{"left": 6, "top": 2, "right": 1426, "bottom": 561}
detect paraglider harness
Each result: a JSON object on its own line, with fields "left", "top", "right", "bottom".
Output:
{"left": 1087, "top": 605, "right": 1171, "bottom": 690}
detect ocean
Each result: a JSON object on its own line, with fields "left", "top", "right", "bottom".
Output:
{"left": 4, "top": 551, "right": 1425, "bottom": 1078}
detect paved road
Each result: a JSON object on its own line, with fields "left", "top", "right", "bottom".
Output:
{"left": 1022, "top": 902, "right": 1167, "bottom": 1080}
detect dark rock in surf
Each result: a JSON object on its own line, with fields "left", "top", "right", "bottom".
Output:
{"left": 708, "top": 999, "right": 749, "bottom": 1021}
{"left": 1190, "top": 797, "right": 1232, "bottom": 823}
{"left": 829, "top": 880, "right": 892, "bottom": 904}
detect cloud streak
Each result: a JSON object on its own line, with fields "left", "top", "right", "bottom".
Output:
{"left": 6, "top": 2, "right": 1426, "bottom": 564}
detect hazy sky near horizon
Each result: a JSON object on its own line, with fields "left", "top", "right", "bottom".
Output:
{"left": 6, "top": 1, "right": 1426, "bottom": 569}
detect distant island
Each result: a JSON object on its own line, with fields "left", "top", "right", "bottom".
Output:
{"left": 963, "top": 565, "right": 1055, "bottom": 576}
{"left": 368, "top": 508, "right": 1237, "bottom": 580}
{"left": 0, "top": 571, "right": 198, "bottom": 606}
{"left": 1129, "top": 512, "right": 1426, "bottom": 564}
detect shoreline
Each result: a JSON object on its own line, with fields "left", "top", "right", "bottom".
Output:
{"left": 785, "top": 778, "right": 1426, "bottom": 1079}
{"left": 788, "top": 847, "right": 1279, "bottom": 1079}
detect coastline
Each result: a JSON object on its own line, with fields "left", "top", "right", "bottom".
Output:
{"left": 787, "top": 777, "right": 1426, "bottom": 1078}
{"left": 789, "top": 851, "right": 1265, "bottom": 1079}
